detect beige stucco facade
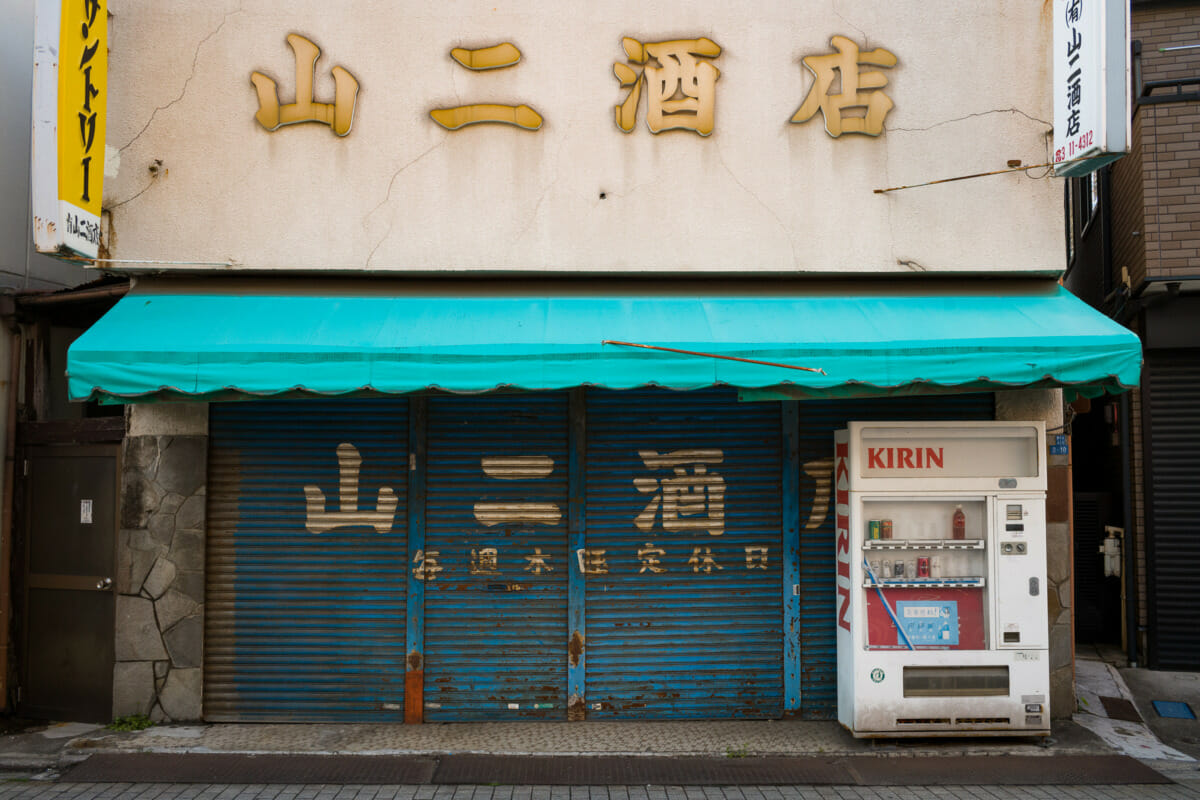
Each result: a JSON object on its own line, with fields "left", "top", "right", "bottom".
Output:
{"left": 102, "top": 0, "right": 1061, "bottom": 274}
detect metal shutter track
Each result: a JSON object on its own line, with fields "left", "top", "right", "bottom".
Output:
{"left": 206, "top": 400, "right": 409, "bottom": 721}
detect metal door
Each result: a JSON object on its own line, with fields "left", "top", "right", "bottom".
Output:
{"left": 422, "top": 394, "right": 569, "bottom": 720}
{"left": 22, "top": 444, "right": 117, "bottom": 722}
{"left": 584, "top": 388, "right": 783, "bottom": 719}
{"left": 206, "top": 399, "right": 409, "bottom": 720}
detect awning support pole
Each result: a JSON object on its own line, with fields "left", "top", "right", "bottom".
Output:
{"left": 601, "top": 340, "right": 825, "bottom": 374}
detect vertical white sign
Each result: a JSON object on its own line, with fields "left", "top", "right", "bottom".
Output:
{"left": 1053, "top": 0, "right": 1129, "bottom": 177}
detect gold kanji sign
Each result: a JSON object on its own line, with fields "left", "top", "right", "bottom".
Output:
{"left": 430, "top": 43, "right": 544, "bottom": 131}
{"left": 614, "top": 37, "right": 721, "bottom": 136}
{"left": 249, "top": 32, "right": 902, "bottom": 141}
{"left": 791, "top": 35, "right": 897, "bottom": 137}
{"left": 252, "top": 34, "right": 359, "bottom": 136}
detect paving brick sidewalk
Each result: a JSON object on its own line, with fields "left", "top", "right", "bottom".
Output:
{"left": 0, "top": 782, "right": 1196, "bottom": 800}
{"left": 44, "top": 719, "right": 1110, "bottom": 763}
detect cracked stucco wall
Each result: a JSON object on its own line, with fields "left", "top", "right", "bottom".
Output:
{"left": 102, "top": 0, "right": 1062, "bottom": 273}
{"left": 113, "top": 404, "right": 208, "bottom": 721}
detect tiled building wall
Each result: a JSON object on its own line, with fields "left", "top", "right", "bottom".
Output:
{"left": 1136, "top": 3, "right": 1200, "bottom": 84}
{"left": 1117, "top": 2, "right": 1200, "bottom": 661}
{"left": 1140, "top": 103, "right": 1200, "bottom": 278}
{"left": 1135, "top": 3, "right": 1200, "bottom": 283}
{"left": 1110, "top": 112, "right": 1145, "bottom": 287}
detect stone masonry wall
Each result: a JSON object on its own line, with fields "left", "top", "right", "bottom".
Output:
{"left": 113, "top": 404, "right": 208, "bottom": 721}
{"left": 995, "top": 389, "right": 1072, "bottom": 719}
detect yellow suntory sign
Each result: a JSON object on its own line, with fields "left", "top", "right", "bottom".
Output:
{"left": 60, "top": 0, "right": 107, "bottom": 217}
{"left": 32, "top": 0, "right": 107, "bottom": 260}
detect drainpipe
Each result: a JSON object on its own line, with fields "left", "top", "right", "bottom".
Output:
{"left": 12, "top": 282, "right": 128, "bottom": 307}
{"left": 1120, "top": 389, "right": 1138, "bottom": 667}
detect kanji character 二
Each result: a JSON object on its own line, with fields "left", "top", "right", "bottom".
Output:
{"left": 430, "top": 43, "right": 543, "bottom": 131}
{"left": 473, "top": 455, "right": 562, "bottom": 526}
{"left": 790, "top": 35, "right": 897, "bottom": 137}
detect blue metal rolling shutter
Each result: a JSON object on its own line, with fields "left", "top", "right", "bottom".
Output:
{"left": 206, "top": 399, "right": 409, "bottom": 721}
{"left": 795, "top": 393, "right": 995, "bottom": 719}
{"left": 423, "top": 394, "right": 569, "bottom": 720}
{"left": 584, "top": 387, "right": 783, "bottom": 719}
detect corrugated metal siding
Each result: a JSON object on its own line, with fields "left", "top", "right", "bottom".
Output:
{"left": 584, "top": 388, "right": 783, "bottom": 719}
{"left": 795, "top": 394, "right": 995, "bottom": 719}
{"left": 1144, "top": 354, "right": 1200, "bottom": 669}
{"left": 423, "top": 394, "right": 569, "bottom": 720}
{"left": 206, "top": 400, "right": 410, "bottom": 721}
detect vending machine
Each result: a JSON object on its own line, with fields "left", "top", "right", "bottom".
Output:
{"left": 834, "top": 421, "right": 1050, "bottom": 737}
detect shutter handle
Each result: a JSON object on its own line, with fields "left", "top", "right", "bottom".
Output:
{"left": 96, "top": 577, "right": 113, "bottom": 591}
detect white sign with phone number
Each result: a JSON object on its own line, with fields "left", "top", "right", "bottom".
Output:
{"left": 1052, "top": 0, "right": 1129, "bottom": 177}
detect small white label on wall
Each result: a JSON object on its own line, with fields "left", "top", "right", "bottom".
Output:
{"left": 80, "top": 499, "right": 93, "bottom": 524}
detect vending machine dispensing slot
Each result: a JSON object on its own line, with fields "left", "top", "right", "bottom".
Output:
{"left": 835, "top": 422, "right": 1050, "bottom": 738}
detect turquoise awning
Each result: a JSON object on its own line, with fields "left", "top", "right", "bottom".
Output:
{"left": 67, "top": 282, "right": 1142, "bottom": 403}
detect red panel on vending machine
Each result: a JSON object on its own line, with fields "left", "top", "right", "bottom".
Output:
{"left": 864, "top": 587, "right": 985, "bottom": 650}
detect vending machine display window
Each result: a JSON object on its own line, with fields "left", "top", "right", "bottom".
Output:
{"left": 861, "top": 498, "right": 989, "bottom": 651}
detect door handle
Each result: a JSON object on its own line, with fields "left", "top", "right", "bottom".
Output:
{"left": 96, "top": 577, "right": 113, "bottom": 591}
